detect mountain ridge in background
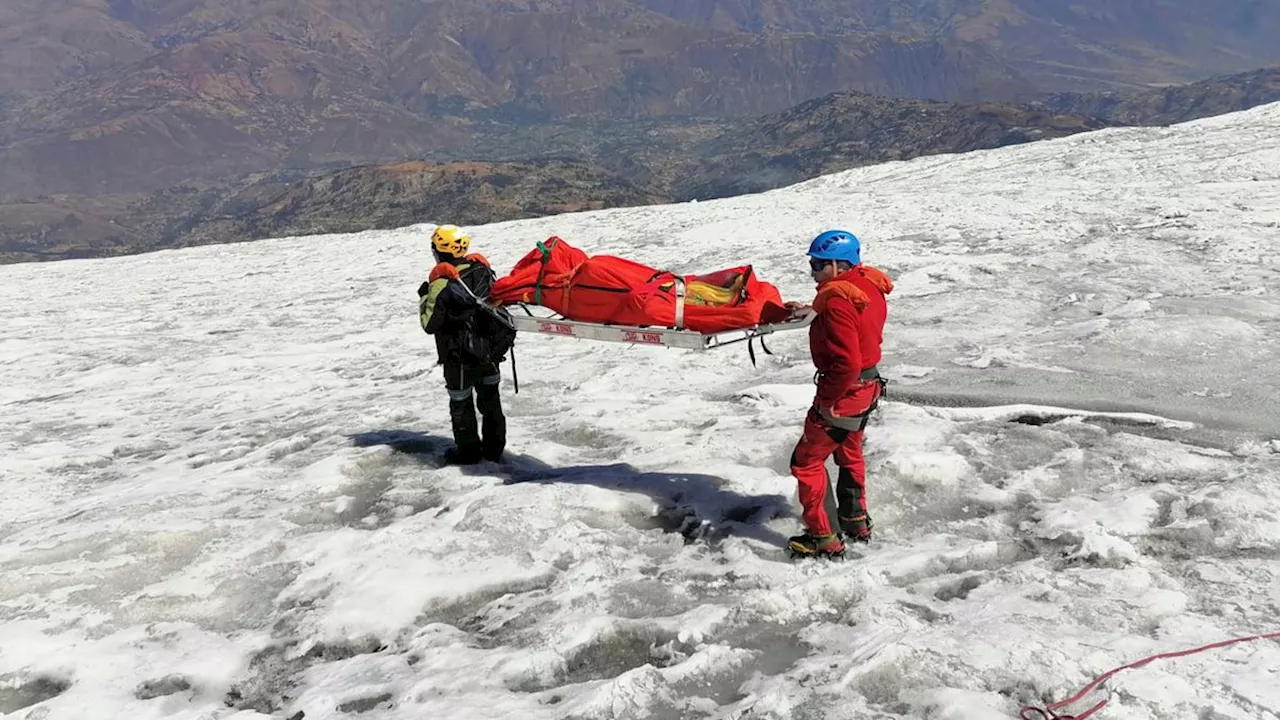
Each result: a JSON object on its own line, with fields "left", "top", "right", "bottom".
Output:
{"left": 2, "top": 1, "right": 1280, "bottom": 263}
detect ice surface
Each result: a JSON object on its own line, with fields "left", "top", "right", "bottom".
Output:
{"left": 2, "top": 103, "right": 1279, "bottom": 719}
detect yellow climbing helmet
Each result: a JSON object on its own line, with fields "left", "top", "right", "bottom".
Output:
{"left": 431, "top": 224, "right": 470, "bottom": 258}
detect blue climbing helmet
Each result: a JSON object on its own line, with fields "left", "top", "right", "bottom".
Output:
{"left": 807, "top": 229, "right": 861, "bottom": 265}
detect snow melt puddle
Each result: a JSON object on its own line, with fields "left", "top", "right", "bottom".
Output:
{"left": 3, "top": 390, "right": 1278, "bottom": 720}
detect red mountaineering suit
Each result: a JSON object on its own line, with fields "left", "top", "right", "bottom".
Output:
{"left": 790, "top": 265, "right": 894, "bottom": 539}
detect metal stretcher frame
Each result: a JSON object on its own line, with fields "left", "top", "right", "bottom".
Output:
{"left": 503, "top": 302, "right": 816, "bottom": 353}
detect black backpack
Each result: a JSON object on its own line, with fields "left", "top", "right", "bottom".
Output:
{"left": 456, "top": 279, "right": 517, "bottom": 365}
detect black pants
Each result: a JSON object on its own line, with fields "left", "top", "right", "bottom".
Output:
{"left": 443, "top": 361, "right": 506, "bottom": 462}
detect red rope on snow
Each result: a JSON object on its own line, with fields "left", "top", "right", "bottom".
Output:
{"left": 1019, "top": 632, "right": 1280, "bottom": 720}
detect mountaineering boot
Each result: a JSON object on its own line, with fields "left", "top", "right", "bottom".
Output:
{"left": 839, "top": 513, "right": 873, "bottom": 543}
{"left": 444, "top": 445, "right": 483, "bottom": 465}
{"left": 788, "top": 532, "right": 846, "bottom": 559}
{"left": 475, "top": 382, "right": 507, "bottom": 463}
{"left": 447, "top": 394, "right": 483, "bottom": 465}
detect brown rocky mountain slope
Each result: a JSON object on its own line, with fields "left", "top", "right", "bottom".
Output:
{"left": 1034, "top": 66, "right": 1280, "bottom": 126}
{"left": 156, "top": 98, "right": 1111, "bottom": 249}
{"left": 0, "top": 0, "right": 152, "bottom": 96}
{"left": 0, "top": 94, "right": 1111, "bottom": 264}
{"left": 0, "top": 0, "right": 1025, "bottom": 200}
{"left": 4, "top": 66, "right": 1279, "bottom": 264}
{"left": 10, "top": 0, "right": 1280, "bottom": 204}
{"left": 635, "top": 0, "right": 1280, "bottom": 91}
{"left": 674, "top": 95, "right": 1108, "bottom": 200}
{"left": 4, "top": 0, "right": 1279, "bottom": 226}
{"left": 3, "top": 0, "right": 1280, "bottom": 264}
{"left": 0, "top": 159, "right": 665, "bottom": 263}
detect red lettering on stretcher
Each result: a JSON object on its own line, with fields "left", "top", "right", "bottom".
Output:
{"left": 622, "top": 331, "right": 664, "bottom": 344}
{"left": 538, "top": 321, "right": 575, "bottom": 336}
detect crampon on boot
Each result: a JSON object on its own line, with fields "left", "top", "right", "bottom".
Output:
{"left": 839, "top": 513, "right": 873, "bottom": 544}
{"left": 788, "top": 532, "right": 846, "bottom": 559}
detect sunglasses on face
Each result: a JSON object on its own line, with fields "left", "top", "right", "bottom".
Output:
{"left": 809, "top": 258, "right": 832, "bottom": 272}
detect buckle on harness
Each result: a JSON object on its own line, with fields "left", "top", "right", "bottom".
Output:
{"left": 819, "top": 406, "right": 874, "bottom": 432}
{"left": 814, "top": 366, "right": 885, "bottom": 387}
{"left": 815, "top": 366, "right": 888, "bottom": 432}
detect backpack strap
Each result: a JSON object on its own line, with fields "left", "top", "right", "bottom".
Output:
{"left": 454, "top": 272, "right": 482, "bottom": 302}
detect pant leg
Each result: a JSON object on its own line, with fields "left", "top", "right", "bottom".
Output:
{"left": 443, "top": 362, "right": 481, "bottom": 456}
{"left": 830, "top": 380, "right": 881, "bottom": 526}
{"left": 833, "top": 430, "right": 868, "bottom": 520}
{"left": 789, "top": 410, "right": 841, "bottom": 536}
{"left": 474, "top": 367, "right": 505, "bottom": 461}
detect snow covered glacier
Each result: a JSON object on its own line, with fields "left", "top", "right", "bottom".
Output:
{"left": 2, "top": 102, "right": 1279, "bottom": 720}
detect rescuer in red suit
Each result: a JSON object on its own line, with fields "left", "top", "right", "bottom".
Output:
{"left": 786, "top": 229, "right": 894, "bottom": 558}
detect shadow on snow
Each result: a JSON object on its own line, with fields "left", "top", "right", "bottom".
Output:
{"left": 347, "top": 429, "right": 793, "bottom": 548}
